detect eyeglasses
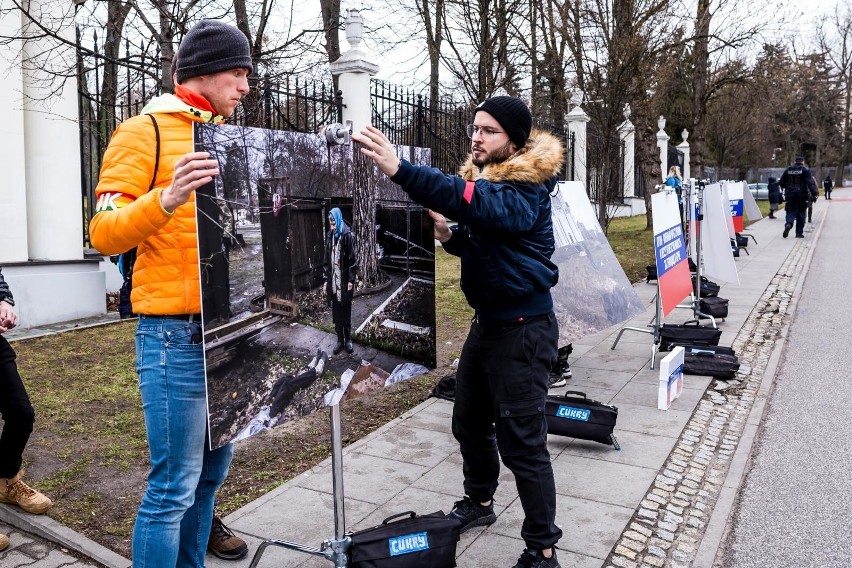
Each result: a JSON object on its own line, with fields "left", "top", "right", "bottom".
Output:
{"left": 466, "top": 124, "right": 505, "bottom": 139}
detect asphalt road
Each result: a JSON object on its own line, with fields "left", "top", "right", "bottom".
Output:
{"left": 722, "top": 190, "right": 852, "bottom": 567}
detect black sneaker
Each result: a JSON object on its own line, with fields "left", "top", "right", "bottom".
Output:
{"left": 512, "top": 548, "right": 561, "bottom": 568}
{"left": 548, "top": 374, "right": 567, "bottom": 388}
{"left": 796, "top": 234, "right": 804, "bottom": 238}
{"left": 207, "top": 516, "right": 248, "bottom": 560}
{"left": 783, "top": 223, "right": 792, "bottom": 238}
{"left": 448, "top": 496, "right": 496, "bottom": 533}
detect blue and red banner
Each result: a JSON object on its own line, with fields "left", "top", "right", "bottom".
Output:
{"left": 727, "top": 182, "right": 744, "bottom": 232}
{"left": 652, "top": 192, "right": 693, "bottom": 316}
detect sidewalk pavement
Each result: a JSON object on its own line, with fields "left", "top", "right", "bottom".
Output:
{"left": 0, "top": 196, "right": 828, "bottom": 567}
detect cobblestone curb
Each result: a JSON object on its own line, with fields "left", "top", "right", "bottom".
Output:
{"left": 604, "top": 227, "right": 816, "bottom": 568}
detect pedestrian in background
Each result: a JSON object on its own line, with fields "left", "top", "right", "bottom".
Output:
{"left": 824, "top": 174, "right": 833, "bottom": 200}
{"left": 779, "top": 156, "right": 818, "bottom": 238}
{"left": 89, "top": 19, "right": 252, "bottom": 566}
{"left": 665, "top": 165, "right": 684, "bottom": 224}
{"left": 767, "top": 176, "right": 783, "bottom": 219}
{"left": 353, "top": 95, "right": 564, "bottom": 568}
{"left": 323, "top": 207, "right": 358, "bottom": 355}
{"left": 0, "top": 267, "right": 53, "bottom": 553}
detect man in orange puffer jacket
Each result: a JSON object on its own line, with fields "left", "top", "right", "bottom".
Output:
{"left": 88, "top": 20, "right": 251, "bottom": 567}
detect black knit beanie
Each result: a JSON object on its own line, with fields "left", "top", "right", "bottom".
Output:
{"left": 175, "top": 20, "right": 253, "bottom": 84}
{"left": 475, "top": 96, "right": 533, "bottom": 148}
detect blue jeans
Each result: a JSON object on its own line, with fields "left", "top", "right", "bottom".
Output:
{"left": 132, "top": 316, "right": 233, "bottom": 568}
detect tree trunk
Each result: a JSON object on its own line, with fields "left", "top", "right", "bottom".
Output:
{"left": 153, "top": 0, "right": 174, "bottom": 93}
{"left": 636, "top": 116, "right": 662, "bottom": 230}
{"left": 233, "top": 0, "right": 262, "bottom": 126}
{"left": 351, "top": 151, "right": 381, "bottom": 288}
{"left": 691, "top": 0, "right": 711, "bottom": 179}
{"left": 320, "top": 0, "right": 341, "bottom": 90}
{"left": 97, "top": 1, "right": 132, "bottom": 146}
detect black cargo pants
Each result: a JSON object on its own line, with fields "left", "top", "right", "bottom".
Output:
{"left": 452, "top": 311, "right": 562, "bottom": 550}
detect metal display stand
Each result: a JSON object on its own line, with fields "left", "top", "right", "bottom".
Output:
{"left": 680, "top": 179, "right": 717, "bottom": 328}
{"left": 612, "top": 181, "right": 718, "bottom": 368}
{"left": 611, "top": 283, "right": 663, "bottom": 369}
{"left": 248, "top": 403, "right": 352, "bottom": 568}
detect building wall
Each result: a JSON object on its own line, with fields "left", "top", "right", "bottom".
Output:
{"left": 0, "top": 3, "right": 108, "bottom": 328}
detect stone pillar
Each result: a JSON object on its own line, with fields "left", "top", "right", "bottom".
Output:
{"left": 618, "top": 104, "right": 635, "bottom": 198}
{"left": 0, "top": 2, "right": 106, "bottom": 328}
{"left": 329, "top": 9, "right": 379, "bottom": 132}
{"left": 0, "top": 9, "right": 29, "bottom": 263}
{"left": 565, "top": 91, "right": 589, "bottom": 187}
{"left": 22, "top": 1, "right": 83, "bottom": 261}
{"left": 678, "top": 129, "right": 691, "bottom": 181}
{"left": 656, "top": 115, "right": 669, "bottom": 181}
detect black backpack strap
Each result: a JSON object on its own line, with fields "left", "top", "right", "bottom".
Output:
{"left": 147, "top": 114, "right": 161, "bottom": 191}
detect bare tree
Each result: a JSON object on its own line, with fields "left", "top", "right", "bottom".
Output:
{"left": 817, "top": 5, "right": 852, "bottom": 183}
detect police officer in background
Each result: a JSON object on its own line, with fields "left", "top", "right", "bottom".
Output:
{"left": 779, "top": 156, "right": 818, "bottom": 238}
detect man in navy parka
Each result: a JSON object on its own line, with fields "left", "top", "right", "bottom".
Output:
{"left": 354, "top": 96, "right": 566, "bottom": 568}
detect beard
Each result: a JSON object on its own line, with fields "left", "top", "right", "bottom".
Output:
{"left": 472, "top": 140, "right": 515, "bottom": 168}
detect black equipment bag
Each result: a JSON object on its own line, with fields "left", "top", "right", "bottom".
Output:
{"left": 683, "top": 351, "right": 740, "bottom": 379}
{"left": 699, "top": 296, "right": 729, "bottom": 319}
{"left": 349, "top": 511, "right": 460, "bottom": 568}
{"left": 545, "top": 391, "right": 620, "bottom": 450}
{"left": 646, "top": 264, "right": 658, "bottom": 282}
{"left": 674, "top": 344, "right": 736, "bottom": 358}
{"left": 658, "top": 323, "right": 722, "bottom": 351}
{"left": 692, "top": 275, "right": 720, "bottom": 298}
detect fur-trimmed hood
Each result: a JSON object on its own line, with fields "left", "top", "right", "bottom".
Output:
{"left": 458, "top": 129, "right": 565, "bottom": 184}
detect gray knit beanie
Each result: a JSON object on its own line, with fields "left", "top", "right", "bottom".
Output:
{"left": 475, "top": 96, "right": 533, "bottom": 148}
{"left": 175, "top": 20, "right": 253, "bottom": 83}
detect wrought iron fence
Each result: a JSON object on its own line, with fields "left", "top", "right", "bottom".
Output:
{"left": 371, "top": 80, "right": 572, "bottom": 179}
{"left": 370, "top": 80, "right": 470, "bottom": 175}
{"left": 77, "top": 31, "right": 340, "bottom": 246}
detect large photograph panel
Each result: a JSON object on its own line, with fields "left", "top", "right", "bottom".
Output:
{"left": 194, "top": 123, "right": 436, "bottom": 449}
{"left": 550, "top": 181, "right": 646, "bottom": 345}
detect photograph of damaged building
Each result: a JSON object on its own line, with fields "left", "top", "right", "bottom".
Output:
{"left": 194, "top": 123, "right": 436, "bottom": 449}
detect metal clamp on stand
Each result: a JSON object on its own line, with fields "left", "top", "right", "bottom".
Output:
{"left": 248, "top": 403, "right": 351, "bottom": 568}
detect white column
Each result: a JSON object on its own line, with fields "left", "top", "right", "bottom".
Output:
{"left": 618, "top": 105, "right": 635, "bottom": 198}
{"left": 0, "top": 9, "right": 29, "bottom": 263}
{"left": 1, "top": 1, "right": 106, "bottom": 329}
{"left": 22, "top": 0, "right": 83, "bottom": 261}
{"left": 678, "top": 129, "right": 691, "bottom": 181}
{"left": 656, "top": 115, "right": 669, "bottom": 181}
{"left": 329, "top": 10, "right": 379, "bottom": 132}
{"left": 565, "top": 92, "right": 589, "bottom": 187}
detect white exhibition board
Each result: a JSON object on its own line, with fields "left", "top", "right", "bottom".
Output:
{"left": 702, "top": 184, "right": 740, "bottom": 285}
{"left": 685, "top": 183, "right": 699, "bottom": 262}
{"left": 658, "top": 347, "right": 684, "bottom": 410}
{"left": 720, "top": 182, "right": 736, "bottom": 238}
{"left": 742, "top": 180, "right": 763, "bottom": 221}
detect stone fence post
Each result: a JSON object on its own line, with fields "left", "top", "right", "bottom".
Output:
{"left": 565, "top": 92, "right": 589, "bottom": 187}
{"left": 657, "top": 115, "right": 669, "bottom": 180}
{"left": 618, "top": 104, "right": 635, "bottom": 198}
{"left": 329, "top": 9, "right": 378, "bottom": 131}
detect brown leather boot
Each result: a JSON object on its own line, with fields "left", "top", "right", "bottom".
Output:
{"left": 0, "top": 470, "right": 52, "bottom": 514}
{"left": 207, "top": 516, "right": 248, "bottom": 560}
{"left": 0, "top": 532, "right": 9, "bottom": 551}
